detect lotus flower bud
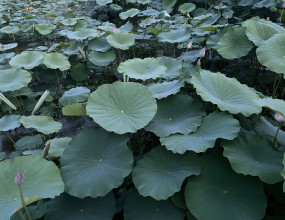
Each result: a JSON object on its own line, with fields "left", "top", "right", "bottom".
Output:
{"left": 225, "top": 15, "right": 229, "bottom": 20}
{"left": 112, "top": 28, "right": 115, "bottom": 33}
{"left": 182, "top": 56, "right": 186, "bottom": 62}
{"left": 187, "top": 41, "right": 192, "bottom": 49}
{"left": 282, "top": 2, "right": 285, "bottom": 9}
{"left": 15, "top": 172, "right": 25, "bottom": 185}
{"left": 266, "top": 17, "right": 270, "bottom": 21}
{"left": 274, "top": 112, "right": 285, "bottom": 123}
{"left": 199, "top": 47, "right": 206, "bottom": 58}
{"left": 220, "top": 2, "right": 223, "bottom": 7}
{"left": 163, "top": 10, "right": 171, "bottom": 17}
{"left": 197, "top": 58, "right": 201, "bottom": 66}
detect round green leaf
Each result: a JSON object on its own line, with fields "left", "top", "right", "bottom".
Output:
{"left": 67, "top": 29, "right": 101, "bottom": 40}
{"left": 246, "top": 19, "right": 285, "bottom": 46}
{"left": 145, "top": 95, "right": 205, "bottom": 137}
{"left": 119, "top": 8, "right": 140, "bottom": 20}
{"left": 62, "top": 103, "right": 87, "bottom": 116}
{"left": 256, "top": 33, "right": 285, "bottom": 74}
{"left": 178, "top": 3, "right": 196, "bottom": 14}
{"left": 96, "top": 0, "right": 112, "bottom": 5}
{"left": 147, "top": 80, "right": 184, "bottom": 99}
{"left": 0, "top": 26, "right": 19, "bottom": 34}
{"left": 43, "top": 53, "right": 71, "bottom": 71}
{"left": 124, "top": 189, "right": 185, "bottom": 220}
{"left": 191, "top": 70, "right": 262, "bottom": 116}
{"left": 160, "top": 112, "right": 240, "bottom": 154}
{"left": 88, "top": 50, "right": 116, "bottom": 66}
{"left": 60, "top": 126, "right": 133, "bottom": 198}
{"left": 159, "top": 56, "right": 181, "bottom": 80}
{"left": 185, "top": 153, "right": 267, "bottom": 220}
{"left": 255, "top": 97, "right": 285, "bottom": 116}
{"left": 45, "top": 137, "right": 72, "bottom": 158}
{"left": 222, "top": 134, "right": 284, "bottom": 184}
{"left": 35, "top": 24, "right": 53, "bottom": 35}
{"left": 87, "top": 37, "right": 111, "bottom": 52}
{"left": 0, "top": 43, "right": 17, "bottom": 52}
{"left": 0, "top": 68, "right": 32, "bottom": 92}
{"left": 61, "top": 18, "right": 77, "bottom": 26}
{"left": 20, "top": 116, "right": 62, "bottom": 135}
{"left": 118, "top": 58, "right": 167, "bottom": 80}
{"left": 133, "top": 146, "right": 201, "bottom": 200}
{"left": 45, "top": 192, "right": 115, "bottom": 220}
{"left": 86, "top": 82, "right": 157, "bottom": 134}
{"left": 106, "top": 32, "right": 135, "bottom": 50}
{"left": 0, "top": 115, "right": 20, "bottom": 131}
{"left": 0, "top": 155, "right": 64, "bottom": 220}
{"left": 59, "top": 87, "right": 90, "bottom": 106}
{"left": 70, "top": 63, "right": 90, "bottom": 82}
{"left": 217, "top": 27, "right": 254, "bottom": 59}
{"left": 162, "top": 0, "right": 178, "bottom": 9}
{"left": 9, "top": 51, "right": 43, "bottom": 69}
{"left": 16, "top": 135, "right": 43, "bottom": 151}
{"left": 158, "top": 29, "right": 191, "bottom": 43}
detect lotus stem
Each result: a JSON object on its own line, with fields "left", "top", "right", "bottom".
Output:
{"left": 32, "top": 90, "right": 50, "bottom": 115}
{"left": 18, "top": 185, "right": 32, "bottom": 220}
{"left": 272, "top": 75, "right": 281, "bottom": 98}
{"left": 18, "top": 210, "right": 26, "bottom": 220}
{"left": 0, "top": 93, "right": 17, "bottom": 110}
{"left": 273, "top": 125, "right": 281, "bottom": 148}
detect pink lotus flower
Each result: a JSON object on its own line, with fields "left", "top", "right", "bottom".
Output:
{"left": 112, "top": 28, "right": 115, "bottom": 33}
{"left": 15, "top": 172, "right": 25, "bottom": 185}
{"left": 197, "top": 58, "right": 201, "bottom": 66}
{"left": 199, "top": 47, "right": 206, "bottom": 58}
{"left": 274, "top": 112, "right": 285, "bottom": 123}
{"left": 187, "top": 41, "right": 192, "bottom": 49}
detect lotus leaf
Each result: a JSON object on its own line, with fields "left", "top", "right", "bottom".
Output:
{"left": 60, "top": 126, "right": 133, "bottom": 198}
{"left": 61, "top": 18, "right": 77, "bottom": 26}
{"left": 132, "top": 146, "right": 201, "bottom": 200}
{"left": 118, "top": 58, "right": 167, "bottom": 80}
{"left": 59, "top": 87, "right": 90, "bottom": 106}
{"left": 158, "top": 29, "right": 191, "bottom": 43}
{"left": 45, "top": 137, "right": 72, "bottom": 158}
{"left": 0, "top": 26, "right": 19, "bottom": 34}
{"left": 88, "top": 50, "right": 116, "bottom": 66}
{"left": 106, "top": 32, "right": 135, "bottom": 50}
{"left": 86, "top": 82, "right": 157, "bottom": 134}
{"left": 70, "top": 63, "right": 90, "bottom": 82}
{"left": 178, "top": 3, "right": 196, "bottom": 14}
{"left": 9, "top": 51, "right": 43, "bottom": 69}
{"left": 147, "top": 80, "right": 184, "bottom": 99}
{"left": 160, "top": 112, "right": 240, "bottom": 153}
{"left": 20, "top": 115, "right": 62, "bottom": 135}
{"left": 0, "top": 43, "right": 17, "bottom": 52}
{"left": 0, "top": 115, "right": 21, "bottom": 131}
{"left": 119, "top": 8, "right": 140, "bottom": 20}
{"left": 191, "top": 70, "right": 262, "bottom": 116}
{"left": 35, "top": 24, "right": 53, "bottom": 35}
{"left": 43, "top": 53, "right": 71, "bottom": 71}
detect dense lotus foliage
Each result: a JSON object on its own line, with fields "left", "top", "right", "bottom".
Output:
{"left": 0, "top": 0, "right": 285, "bottom": 219}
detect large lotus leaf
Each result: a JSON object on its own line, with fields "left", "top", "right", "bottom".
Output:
{"left": 20, "top": 116, "right": 62, "bottom": 135}
{"left": 255, "top": 97, "right": 285, "bottom": 116}
{"left": 132, "top": 146, "right": 201, "bottom": 200}
{"left": 9, "top": 51, "right": 43, "bottom": 69}
{"left": 178, "top": 3, "right": 196, "bottom": 14}
{"left": 45, "top": 137, "right": 72, "bottom": 158}
{"left": 97, "top": 0, "right": 112, "bottom": 5}
{"left": 88, "top": 50, "right": 116, "bottom": 66}
{"left": 246, "top": 19, "right": 285, "bottom": 46}
{"left": 60, "top": 126, "right": 133, "bottom": 198}
{"left": 0, "top": 155, "right": 64, "bottom": 220}
{"left": 217, "top": 27, "right": 254, "bottom": 59}
{"left": 0, "top": 68, "right": 32, "bottom": 92}
{"left": 147, "top": 80, "right": 184, "bottom": 99}
{"left": 162, "top": 0, "right": 178, "bottom": 9}
{"left": 0, "top": 26, "right": 19, "bottom": 34}
{"left": 145, "top": 95, "right": 205, "bottom": 137}
{"left": 117, "top": 58, "right": 167, "bottom": 80}
{"left": 61, "top": 18, "right": 78, "bottom": 26}
{"left": 0, "top": 115, "right": 20, "bottom": 131}
{"left": 70, "top": 63, "right": 90, "bottom": 82}
{"left": 124, "top": 189, "right": 185, "bottom": 220}
{"left": 222, "top": 134, "right": 284, "bottom": 184}
{"left": 159, "top": 57, "right": 181, "bottom": 80}
{"left": 160, "top": 112, "right": 240, "bottom": 154}
{"left": 106, "top": 32, "right": 135, "bottom": 50}
{"left": 119, "top": 8, "right": 140, "bottom": 20}
{"left": 88, "top": 37, "right": 111, "bottom": 52}
{"left": 45, "top": 192, "right": 115, "bottom": 220}
{"left": 67, "top": 29, "right": 101, "bottom": 40}
{"left": 59, "top": 87, "right": 90, "bottom": 106}
{"left": 185, "top": 153, "right": 267, "bottom": 220}
{"left": 257, "top": 33, "right": 285, "bottom": 74}
{"left": 86, "top": 82, "right": 157, "bottom": 134}
{"left": 191, "top": 70, "right": 262, "bottom": 116}
{"left": 62, "top": 103, "right": 88, "bottom": 116}
{"left": 0, "top": 43, "right": 17, "bottom": 52}
{"left": 43, "top": 53, "right": 71, "bottom": 71}
{"left": 16, "top": 135, "right": 43, "bottom": 151}
{"left": 158, "top": 29, "right": 191, "bottom": 43}
{"left": 35, "top": 24, "right": 53, "bottom": 35}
